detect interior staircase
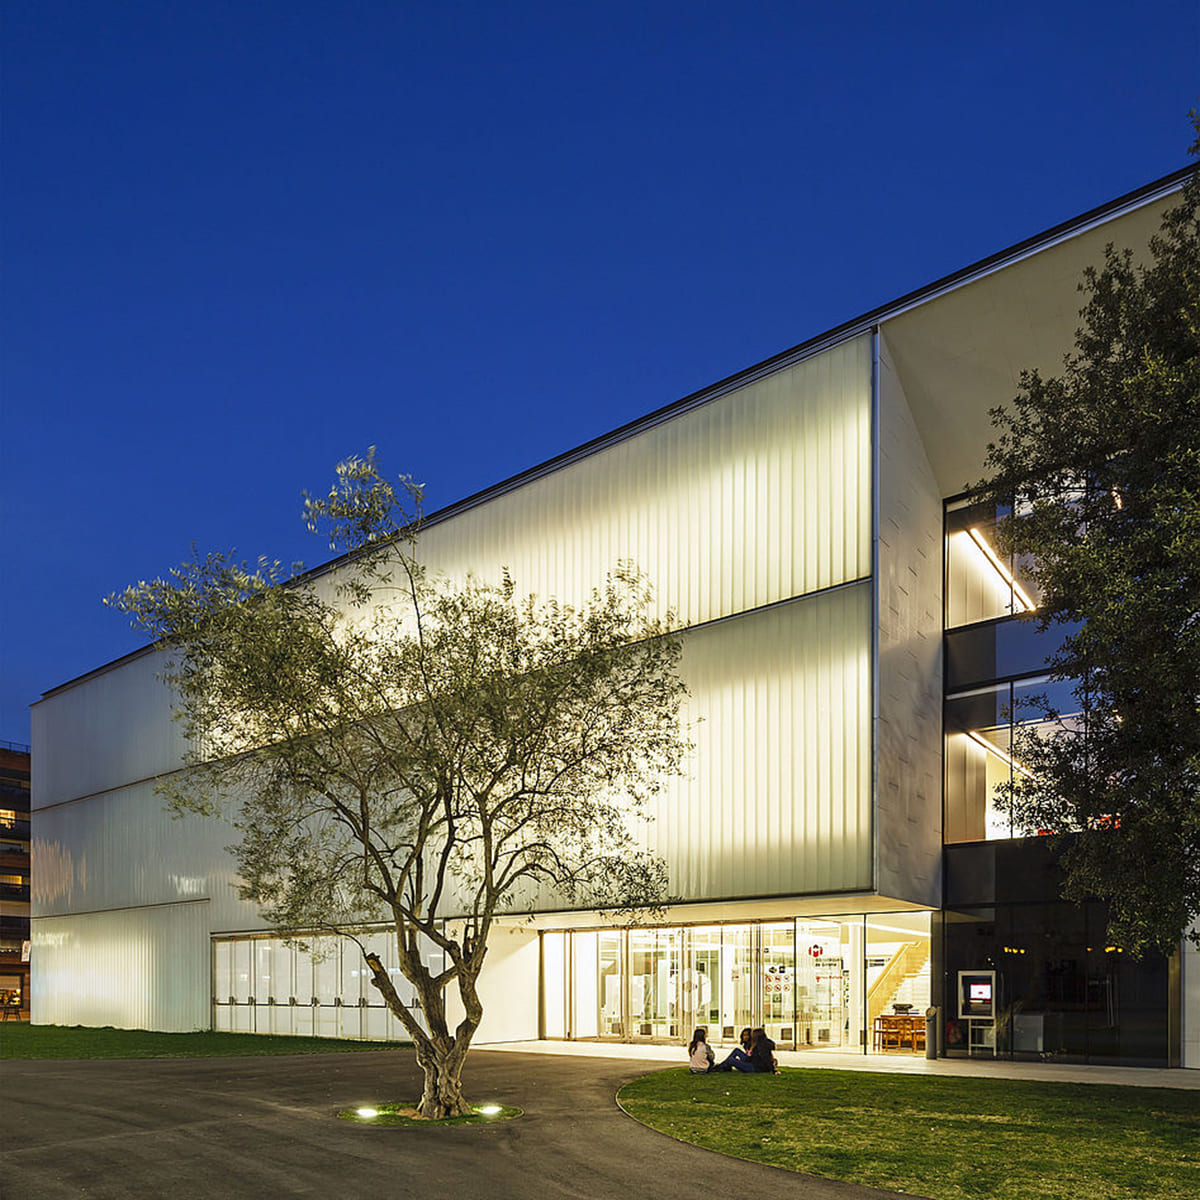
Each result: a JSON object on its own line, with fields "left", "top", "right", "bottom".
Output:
{"left": 867, "top": 941, "right": 931, "bottom": 1032}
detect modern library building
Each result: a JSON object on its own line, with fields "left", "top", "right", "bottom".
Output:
{"left": 31, "top": 166, "right": 1198, "bottom": 1069}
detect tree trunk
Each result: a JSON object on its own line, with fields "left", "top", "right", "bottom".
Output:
{"left": 363, "top": 949, "right": 478, "bottom": 1120}
{"left": 416, "top": 1045, "right": 472, "bottom": 1119}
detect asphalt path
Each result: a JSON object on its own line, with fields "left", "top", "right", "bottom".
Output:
{"left": 1, "top": 1048, "right": 924, "bottom": 1200}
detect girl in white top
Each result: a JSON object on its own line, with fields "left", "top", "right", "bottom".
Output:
{"left": 688, "top": 1027, "right": 715, "bottom": 1073}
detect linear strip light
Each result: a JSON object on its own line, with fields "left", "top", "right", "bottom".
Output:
{"left": 967, "top": 527, "right": 1036, "bottom": 612}
{"left": 966, "top": 730, "right": 1036, "bottom": 780}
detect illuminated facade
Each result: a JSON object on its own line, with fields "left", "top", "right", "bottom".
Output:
{"left": 31, "top": 167, "right": 1198, "bottom": 1067}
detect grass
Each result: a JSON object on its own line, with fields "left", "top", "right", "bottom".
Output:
{"left": 336, "top": 1101, "right": 521, "bottom": 1127}
{"left": 0, "top": 1022, "right": 411, "bottom": 1060}
{"left": 617, "top": 1068, "right": 1200, "bottom": 1200}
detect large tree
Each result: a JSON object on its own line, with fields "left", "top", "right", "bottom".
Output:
{"left": 110, "top": 451, "right": 690, "bottom": 1117}
{"left": 978, "top": 124, "right": 1199, "bottom": 957}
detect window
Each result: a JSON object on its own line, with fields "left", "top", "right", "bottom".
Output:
{"left": 945, "top": 498, "right": 1040, "bottom": 629}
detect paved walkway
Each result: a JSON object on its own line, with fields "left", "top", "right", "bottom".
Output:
{"left": 2, "top": 1049, "right": 916, "bottom": 1200}
{"left": 482, "top": 1038, "right": 1200, "bottom": 1089}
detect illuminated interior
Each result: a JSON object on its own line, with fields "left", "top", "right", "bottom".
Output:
{"left": 541, "top": 912, "right": 931, "bottom": 1054}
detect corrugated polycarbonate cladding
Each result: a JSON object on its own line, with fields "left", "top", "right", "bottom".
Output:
{"left": 649, "top": 583, "right": 873, "bottom": 901}
{"left": 31, "top": 901, "right": 210, "bottom": 1031}
{"left": 409, "top": 335, "right": 872, "bottom": 627}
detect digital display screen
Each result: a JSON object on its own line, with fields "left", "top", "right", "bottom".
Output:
{"left": 959, "top": 972, "right": 995, "bottom": 1017}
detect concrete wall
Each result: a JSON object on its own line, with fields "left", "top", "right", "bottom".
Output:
{"left": 874, "top": 333, "right": 944, "bottom": 908}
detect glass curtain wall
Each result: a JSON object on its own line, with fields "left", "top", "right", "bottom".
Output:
{"left": 945, "top": 676, "right": 1081, "bottom": 843}
{"left": 945, "top": 498, "right": 1041, "bottom": 629}
{"left": 213, "top": 931, "right": 415, "bottom": 1041}
{"left": 544, "top": 914, "right": 928, "bottom": 1053}
{"left": 941, "top": 901, "right": 1170, "bottom": 1064}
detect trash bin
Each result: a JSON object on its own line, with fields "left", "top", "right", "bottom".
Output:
{"left": 925, "top": 1006, "right": 939, "bottom": 1060}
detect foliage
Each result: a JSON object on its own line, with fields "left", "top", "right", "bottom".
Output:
{"left": 618, "top": 1068, "right": 1200, "bottom": 1200}
{"left": 976, "top": 122, "right": 1200, "bottom": 955}
{"left": 109, "top": 449, "right": 691, "bottom": 1115}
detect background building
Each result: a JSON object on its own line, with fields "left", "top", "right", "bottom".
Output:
{"left": 30, "top": 167, "right": 1198, "bottom": 1067}
{"left": 0, "top": 743, "right": 32, "bottom": 1018}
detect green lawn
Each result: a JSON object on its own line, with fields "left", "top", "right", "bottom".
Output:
{"left": 617, "top": 1068, "right": 1200, "bottom": 1200}
{"left": 0, "top": 1022, "right": 410, "bottom": 1060}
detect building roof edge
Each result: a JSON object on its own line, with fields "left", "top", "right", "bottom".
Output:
{"left": 36, "top": 162, "right": 1194, "bottom": 702}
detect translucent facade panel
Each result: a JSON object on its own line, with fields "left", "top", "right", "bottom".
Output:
{"left": 405, "top": 335, "right": 872, "bottom": 632}
{"left": 312, "top": 938, "right": 340, "bottom": 1003}
{"left": 214, "top": 939, "right": 232, "bottom": 1005}
{"left": 232, "top": 940, "right": 252, "bottom": 1003}
{"left": 32, "top": 901, "right": 209, "bottom": 1032}
{"left": 31, "top": 779, "right": 259, "bottom": 929}
{"left": 648, "top": 582, "right": 872, "bottom": 900}
{"left": 292, "top": 939, "right": 314, "bottom": 1005}
{"left": 364, "top": 1006, "right": 391, "bottom": 1040}
{"left": 340, "top": 942, "right": 366, "bottom": 1007}
{"left": 266, "top": 1003, "right": 294, "bottom": 1036}
{"left": 32, "top": 649, "right": 191, "bottom": 810}
{"left": 193, "top": 938, "right": 411, "bottom": 1041}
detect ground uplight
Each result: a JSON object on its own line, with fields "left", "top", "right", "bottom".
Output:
{"left": 336, "top": 1101, "right": 522, "bottom": 1126}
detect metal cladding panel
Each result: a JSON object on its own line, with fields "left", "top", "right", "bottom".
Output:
{"left": 646, "top": 582, "right": 873, "bottom": 902}
{"left": 31, "top": 900, "right": 210, "bottom": 1031}
{"left": 32, "top": 648, "right": 189, "bottom": 810}
{"left": 411, "top": 336, "right": 872, "bottom": 628}
{"left": 32, "top": 780, "right": 260, "bottom": 932}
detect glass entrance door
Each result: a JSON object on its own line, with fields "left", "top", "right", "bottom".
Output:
{"left": 682, "top": 927, "right": 722, "bottom": 1035}
{"left": 629, "top": 927, "right": 682, "bottom": 1038}
{"left": 597, "top": 931, "right": 623, "bottom": 1038}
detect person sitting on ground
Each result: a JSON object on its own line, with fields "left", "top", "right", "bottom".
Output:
{"left": 716, "top": 1027, "right": 764, "bottom": 1072}
{"left": 687, "top": 1026, "right": 716, "bottom": 1073}
{"left": 749, "top": 1026, "right": 778, "bottom": 1074}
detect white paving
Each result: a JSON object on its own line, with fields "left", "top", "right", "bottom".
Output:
{"left": 477, "top": 1038, "right": 1200, "bottom": 1089}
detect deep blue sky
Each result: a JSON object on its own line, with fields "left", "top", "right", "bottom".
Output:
{"left": 2, "top": 2, "right": 1197, "bottom": 743}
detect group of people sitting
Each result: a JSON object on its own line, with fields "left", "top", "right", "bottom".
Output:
{"left": 688, "top": 1025, "right": 777, "bottom": 1073}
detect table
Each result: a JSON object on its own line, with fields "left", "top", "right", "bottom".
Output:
{"left": 872, "top": 1014, "right": 925, "bottom": 1051}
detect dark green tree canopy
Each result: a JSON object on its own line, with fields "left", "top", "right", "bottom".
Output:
{"left": 978, "top": 124, "right": 1200, "bottom": 956}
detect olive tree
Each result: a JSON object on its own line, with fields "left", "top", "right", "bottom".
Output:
{"left": 110, "top": 451, "right": 690, "bottom": 1116}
